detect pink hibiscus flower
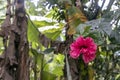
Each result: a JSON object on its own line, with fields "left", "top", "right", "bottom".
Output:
{"left": 70, "top": 36, "right": 97, "bottom": 63}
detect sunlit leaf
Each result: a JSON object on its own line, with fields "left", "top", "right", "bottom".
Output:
{"left": 30, "top": 48, "right": 44, "bottom": 70}
{"left": 42, "top": 71, "right": 57, "bottom": 80}
{"left": 45, "top": 11, "right": 53, "bottom": 18}
{"left": 33, "top": 20, "right": 56, "bottom": 28}
{"left": 44, "top": 54, "right": 65, "bottom": 77}
{"left": 115, "top": 74, "right": 120, "bottom": 80}
{"left": 44, "top": 31, "right": 61, "bottom": 40}
{"left": 52, "top": 66, "right": 63, "bottom": 76}
{"left": 28, "top": 19, "right": 40, "bottom": 44}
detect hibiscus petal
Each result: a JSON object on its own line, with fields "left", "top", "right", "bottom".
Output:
{"left": 70, "top": 49, "right": 81, "bottom": 59}
{"left": 81, "top": 48, "right": 88, "bottom": 54}
{"left": 69, "top": 36, "right": 97, "bottom": 62}
{"left": 82, "top": 52, "right": 96, "bottom": 63}
{"left": 70, "top": 42, "right": 79, "bottom": 50}
{"left": 85, "top": 37, "right": 95, "bottom": 46}
{"left": 76, "top": 36, "right": 85, "bottom": 46}
{"left": 88, "top": 44, "right": 97, "bottom": 53}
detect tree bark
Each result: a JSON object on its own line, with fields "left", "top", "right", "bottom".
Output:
{"left": 15, "top": 0, "right": 29, "bottom": 80}
{"left": 0, "top": 0, "right": 29, "bottom": 80}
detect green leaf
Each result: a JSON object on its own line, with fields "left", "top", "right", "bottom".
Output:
{"left": 33, "top": 20, "right": 56, "bottom": 28}
{"left": 30, "top": 48, "right": 44, "bottom": 69}
{"left": 28, "top": 19, "right": 40, "bottom": 44}
{"left": 46, "top": 58, "right": 53, "bottom": 63}
{"left": 99, "top": 20, "right": 112, "bottom": 36}
{"left": 54, "top": 54, "right": 65, "bottom": 65}
{"left": 44, "top": 31, "right": 61, "bottom": 40}
{"left": 76, "top": 18, "right": 112, "bottom": 36}
{"left": 67, "top": 6, "right": 87, "bottom": 35}
{"left": 42, "top": 71, "right": 57, "bottom": 80}
{"left": 43, "top": 47, "right": 55, "bottom": 54}
{"left": 45, "top": 12, "right": 53, "bottom": 18}
{"left": 88, "top": 31, "right": 103, "bottom": 43}
{"left": 83, "top": 26, "right": 91, "bottom": 34}
{"left": 44, "top": 54, "right": 65, "bottom": 77}
{"left": 76, "top": 25, "right": 91, "bottom": 35}
{"left": 116, "top": 74, "right": 120, "bottom": 80}
{"left": 100, "top": 51, "right": 107, "bottom": 56}
{"left": 110, "top": 28, "right": 120, "bottom": 44}
{"left": 52, "top": 66, "right": 63, "bottom": 76}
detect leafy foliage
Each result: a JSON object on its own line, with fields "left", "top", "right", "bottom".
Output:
{"left": 0, "top": 0, "right": 120, "bottom": 80}
{"left": 28, "top": 19, "right": 40, "bottom": 45}
{"left": 27, "top": 0, "right": 120, "bottom": 79}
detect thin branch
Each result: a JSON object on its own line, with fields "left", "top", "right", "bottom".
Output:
{"left": 100, "top": 0, "right": 106, "bottom": 10}
{"left": 106, "top": 0, "right": 115, "bottom": 11}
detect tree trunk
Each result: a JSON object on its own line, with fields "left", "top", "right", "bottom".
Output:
{"left": 14, "top": 0, "right": 29, "bottom": 80}
{"left": 0, "top": 0, "right": 29, "bottom": 80}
